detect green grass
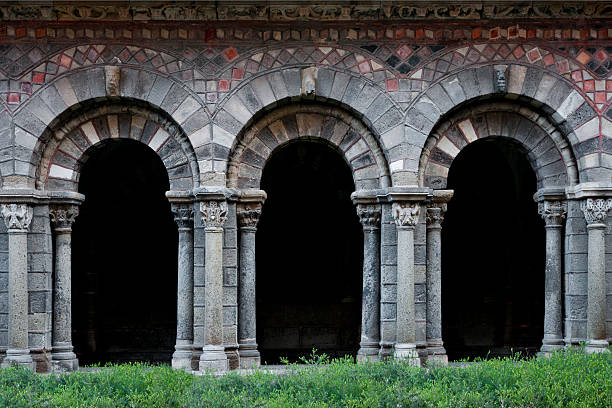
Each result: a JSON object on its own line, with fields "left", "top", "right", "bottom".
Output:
{"left": 0, "top": 348, "right": 610, "bottom": 407}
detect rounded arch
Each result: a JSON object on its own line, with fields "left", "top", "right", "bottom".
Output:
{"left": 212, "top": 66, "right": 403, "bottom": 177}
{"left": 11, "top": 65, "right": 209, "bottom": 188}
{"left": 226, "top": 104, "right": 391, "bottom": 190}
{"left": 35, "top": 101, "right": 199, "bottom": 191}
{"left": 405, "top": 64, "right": 593, "bottom": 184}
{"left": 419, "top": 101, "right": 579, "bottom": 189}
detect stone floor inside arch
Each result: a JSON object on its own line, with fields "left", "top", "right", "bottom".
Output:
{"left": 0, "top": 1, "right": 610, "bottom": 373}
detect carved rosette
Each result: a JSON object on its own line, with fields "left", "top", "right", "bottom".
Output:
{"left": 172, "top": 204, "right": 194, "bottom": 230}
{"left": 0, "top": 204, "right": 33, "bottom": 231}
{"left": 200, "top": 200, "right": 228, "bottom": 229}
{"left": 538, "top": 200, "right": 567, "bottom": 227}
{"left": 392, "top": 202, "right": 420, "bottom": 228}
{"left": 356, "top": 204, "right": 381, "bottom": 230}
{"left": 237, "top": 205, "right": 262, "bottom": 229}
{"left": 426, "top": 203, "right": 447, "bottom": 228}
{"left": 49, "top": 205, "right": 79, "bottom": 231}
{"left": 580, "top": 198, "right": 612, "bottom": 225}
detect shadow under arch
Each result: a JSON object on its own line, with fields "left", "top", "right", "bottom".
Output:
{"left": 71, "top": 137, "right": 178, "bottom": 365}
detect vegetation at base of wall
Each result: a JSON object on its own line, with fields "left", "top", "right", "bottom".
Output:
{"left": 0, "top": 347, "right": 610, "bottom": 408}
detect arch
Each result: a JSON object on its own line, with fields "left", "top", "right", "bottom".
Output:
{"left": 10, "top": 66, "right": 209, "bottom": 188}
{"left": 226, "top": 104, "right": 391, "bottom": 190}
{"left": 419, "top": 102, "right": 579, "bottom": 190}
{"left": 404, "top": 64, "right": 594, "bottom": 184}
{"left": 213, "top": 67, "right": 403, "bottom": 181}
{"left": 36, "top": 102, "right": 198, "bottom": 191}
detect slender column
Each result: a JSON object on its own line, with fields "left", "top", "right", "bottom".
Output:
{"left": 580, "top": 198, "right": 611, "bottom": 352}
{"left": 425, "top": 202, "right": 448, "bottom": 363}
{"left": 0, "top": 204, "right": 34, "bottom": 369}
{"left": 171, "top": 203, "right": 194, "bottom": 370}
{"left": 392, "top": 201, "right": 421, "bottom": 366}
{"left": 538, "top": 200, "right": 567, "bottom": 354}
{"left": 199, "top": 199, "right": 229, "bottom": 372}
{"left": 237, "top": 198, "right": 264, "bottom": 369}
{"left": 356, "top": 204, "right": 381, "bottom": 362}
{"left": 49, "top": 205, "right": 80, "bottom": 371}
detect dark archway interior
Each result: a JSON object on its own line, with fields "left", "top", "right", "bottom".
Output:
{"left": 442, "top": 137, "right": 545, "bottom": 361}
{"left": 256, "top": 140, "right": 363, "bottom": 364}
{"left": 72, "top": 138, "right": 177, "bottom": 365}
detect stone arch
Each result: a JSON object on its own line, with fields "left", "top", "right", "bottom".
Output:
{"left": 419, "top": 102, "right": 579, "bottom": 190}
{"left": 226, "top": 104, "right": 391, "bottom": 190}
{"left": 10, "top": 65, "right": 209, "bottom": 188}
{"left": 212, "top": 67, "right": 403, "bottom": 183}
{"left": 404, "top": 64, "right": 595, "bottom": 184}
{"left": 36, "top": 102, "right": 198, "bottom": 191}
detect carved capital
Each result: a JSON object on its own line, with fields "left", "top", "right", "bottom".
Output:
{"left": 356, "top": 204, "right": 381, "bottom": 229}
{"left": 200, "top": 200, "right": 228, "bottom": 229}
{"left": 580, "top": 198, "right": 612, "bottom": 225}
{"left": 237, "top": 204, "right": 262, "bottom": 229}
{"left": 49, "top": 205, "right": 79, "bottom": 231}
{"left": 426, "top": 203, "right": 447, "bottom": 227}
{"left": 392, "top": 202, "right": 420, "bottom": 227}
{"left": 538, "top": 200, "right": 567, "bottom": 227}
{"left": 1, "top": 204, "right": 33, "bottom": 231}
{"left": 171, "top": 204, "right": 194, "bottom": 229}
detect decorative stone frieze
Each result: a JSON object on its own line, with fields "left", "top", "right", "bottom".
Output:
{"left": 200, "top": 201, "right": 228, "bottom": 229}
{"left": 392, "top": 202, "right": 420, "bottom": 227}
{"left": 2, "top": 2, "right": 611, "bottom": 21}
{"left": 1, "top": 204, "right": 33, "bottom": 231}
{"left": 580, "top": 198, "right": 612, "bottom": 225}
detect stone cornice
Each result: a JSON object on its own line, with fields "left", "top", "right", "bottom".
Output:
{"left": 1, "top": 1, "right": 611, "bottom": 22}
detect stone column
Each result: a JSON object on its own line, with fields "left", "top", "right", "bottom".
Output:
{"left": 425, "top": 196, "right": 450, "bottom": 364}
{"left": 538, "top": 200, "right": 567, "bottom": 354}
{"left": 0, "top": 204, "right": 34, "bottom": 369}
{"left": 580, "top": 198, "right": 612, "bottom": 352}
{"left": 199, "top": 199, "right": 229, "bottom": 372}
{"left": 171, "top": 203, "right": 194, "bottom": 370}
{"left": 49, "top": 204, "right": 80, "bottom": 371}
{"left": 356, "top": 204, "right": 381, "bottom": 362}
{"left": 236, "top": 193, "right": 265, "bottom": 369}
{"left": 392, "top": 201, "right": 421, "bottom": 365}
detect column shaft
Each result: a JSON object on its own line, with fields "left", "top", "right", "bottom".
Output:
{"left": 199, "top": 199, "right": 229, "bottom": 372}
{"left": 171, "top": 202, "right": 194, "bottom": 370}
{"left": 1, "top": 204, "right": 33, "bottom": 369}
{"left": 581, "top": 198, "right": 611, "bottom": 352}
{"left": 426, "top": 204, "right": 447, "bottom": 363}
{"left": 238, "top": 227, "right": 259, "bottom": 367}
{"left": 538, "top": 200, "right": 566, "bottom": 353}
{"left": 392, "top": 201, "right": 420, "bottom": 365}
{"left": 356, "top": 204, "right": 381, "bottom": 361}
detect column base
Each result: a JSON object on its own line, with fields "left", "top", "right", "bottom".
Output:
{"left": 540, "top": 336, "right": 564, "bottom": 355}
{"left": 394, "top": 343, "right": 421, "bottom": 366}
{"left": 378, "top": 343, "right": 393, "bottom": 361}
{"left": 357, "top": 341, "right": 380, "bottom": 363}
{"left": 585, "top": 339, "right": 610, "bottom": 353}
{"left": 51, "top": 345, "right": 78, "bottom": 372}
{"left": 426, "top": 343, "right": 448, "bottom": 365}
{"left": 1, "top": 349, "right": 34, "bottom": 370}
{"left": 172, "top": 341, "right": 193, "bottom": 370}
{"left": 199, "top": 345, "right": 228, "bottom": 373}
{"left": 192, "top": 344, "right": 203, "bottom": 371}
{"left": 238, "top": 342, "right": 260, "bottom": 369}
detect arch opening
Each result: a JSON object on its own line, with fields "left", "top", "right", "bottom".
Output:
{"left": 71, "top": 138, "right": 177, "bottom": 365}
{"left": 256, "top": 140, "right": 363, "bottom": 364}
{"left": 441, "top": 137, "right": 545, "bottom": 361}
